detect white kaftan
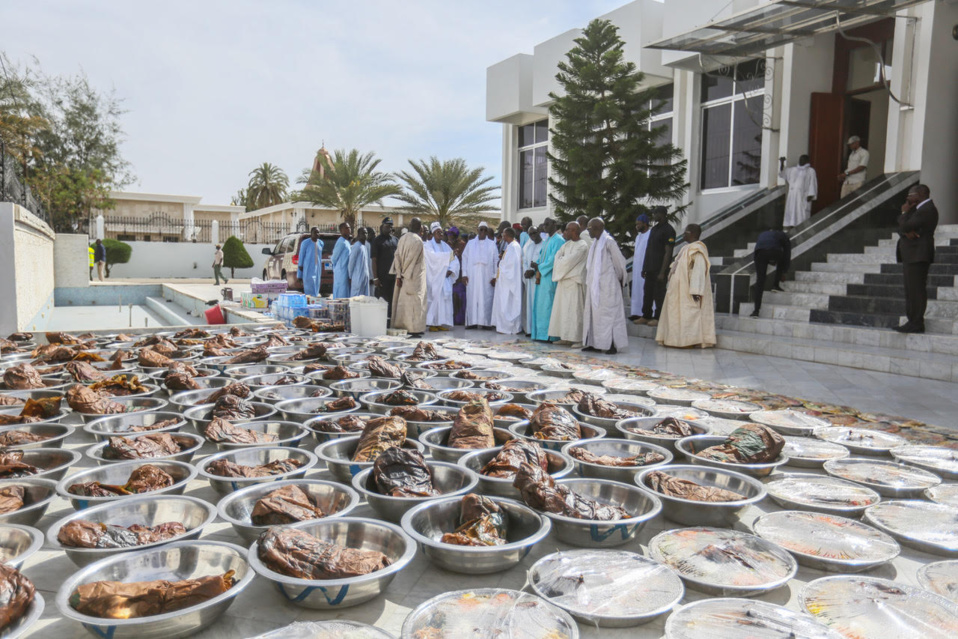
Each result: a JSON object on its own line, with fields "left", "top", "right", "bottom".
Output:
{"left": 521, "top": 240, "right": 543, "bottom": 335}
{"left": 491, "top": 240, "right": 523, "bottom": 334}
{"left": 582, "top": 232, "right": 629, "bottom": 351}
{"left": 423, "top": 238, "right": 454, "bottom": 328}
{"left": 630, "top": 229, "right": 650, "bottom": 317}
{"left": 780, "top": 165, "right": 818, "bottom": 227}
{"left": 389, "top": 232, "right": 426, "bottom": 334}
{"left": 549, "top": 239, "right": 589, "bottom": 342}
{"left": 655, "top": 241, "right": 716, "bottom": 348}
{"left": 462, "top": 237, "right": 498, "bottom": 327}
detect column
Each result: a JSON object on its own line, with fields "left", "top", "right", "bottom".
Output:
{"left": 182, "top": 203, "right": 195, "bottom": 241}
{"left": 211, "top": 220, "right": 219, "bottom": 245}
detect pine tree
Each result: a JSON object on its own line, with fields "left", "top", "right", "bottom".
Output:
{"left": 548, "top": 19, "right": 688, "bottom": 244}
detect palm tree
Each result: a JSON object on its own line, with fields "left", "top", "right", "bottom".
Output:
{"left": 246, "top": 163, "right": 289, "bottom": 210}
{"left": 395, "top": 157, "right": 499, "bottom": 228}
{"left": 230, "top": 188, "right": 249, "bottom": 211}
{"left": 298, "top": 148, "right": 401, "bottom": 227}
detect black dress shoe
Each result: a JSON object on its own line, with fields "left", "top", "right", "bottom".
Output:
{"left": 749, "top": 310, "right": 760, "bottom": 318}
{"left": 771, "top": 286, "right": 784, "bottom": 292}
{"left": 893, "top": 323, "right": 923, "bottom": 334}
{"left": 582, "top": 346, "right": 599, "bottom": 353}
{"left": 466, "top": 325, "right": 478, "bottom": 330}
{"left": 606, "top": 346, "right": 617, "bottom": 355}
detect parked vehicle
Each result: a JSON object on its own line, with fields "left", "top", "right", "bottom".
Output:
{"left": 261, "top": 232, "right": 338, "bottom": 294}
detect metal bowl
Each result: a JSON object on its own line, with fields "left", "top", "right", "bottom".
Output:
{"left": 361, "top": 390, "right": 438, "bottom": 415}
{"left": 0, "top": 591, "right": 43, "bottom": 639}
{"left": 415, "top": 377, "right": 475, "bottom": 392}
{"left": 0, "top": 406, "right": 68, "bottom": 428}
{"left": 0, "top": 523, "right": 44, "bottom": 569}
{"left": 450, "top": 369, "right": 511, "bottom": 382}
{"left": 167, "top": 388, "right": 225, "bottom": 410}
{"left": 413, "top": 361, "right": 475, "bottom": 378}
{"left": 508, "top": 421, "right": 606, "bottom": 452}
{"left": 890, "top": 445, "right": 958, "bottom": 480}
{"left": 418, "top": 426, "right": 515, "bottom": 463}
{"left": 647, "top": 387, "right": 710, "bottom": 406}
{"left": 247, "top": 517, "right": 415, "bottom": 610}
{"left": 83, "top": 411, "right": 187, "bottom": 441}
{"left": 197, "top": 447, "right": 318, "bottom": 495}
{"left": 308, "top": 368, "right": 373, "bottom": 387}
{"left": 222, "top": 364, "right": 289, "bottom": 379}
{"left": 47, "top": 495, "right": 218, "bottom": 567}
{"left": 814, "top": 426, "right": 907, "bottom": 456}
{"left": 525, "top": 389, "right": 586, "bottom": 408}
{"left": 925, "top": 484, "right": 958, "bottom": 508}
{"left": 764, "top": 473, "right": 882, "bottom": 517}
{"left": 491, "top": 403, "right": 537, "bottom": 430}
{"left": 5, "top": 447, "right": 81, "bottom": 481}
{"left": 238, "top": 372, "right": 310, "bottom": 390}
{"left": 400, "top": 495, "right": 550, "bottom": 574}
{"left": 0, "top": 388, "right": 69, "bottom": 404}
{"left": 55, "top": 540, "right": 254, "bottom": 639}
{"left": 691, "top": 399, "right": 762, "bottom": 420}
{"left": 75, "top": 397, "right": 169, "bottom": 424}
{"left": 823, "top": 458, "right": 941, "bottom": 498}
{"left": 86, "top": 432, "right": 205, "bottom": 465}
{"left": 56, "top": 460, "right": 198, "bottom": 510}
{"left": 0, "top": 423, "right": 74, "bottom": 449}
{"left": 458, "top": 447, "right": 575, "bottom": 499}
{"left": 616, "top": 416, "right": 712, "bottom": 453}
{"left": 182, "top": 402, "right": 277, "bottom": 432}
{"left": 275, "top": 396, "right": 360, "bottom": 423}
{"left": 396, "top": 407, "right": 460, "bottom": 440}
{"left": 216, "top": 478, "right": 361, "bottom": 544}
{"left": 352, "top": 462, "right": 479, "bottom": 523}
{"left": 561, "top": 438, "right": 673, "bottom": 482}
{"left": 675, "top": 435, "right": 789, "bottom": 478}
{"left": 252, "top": 384, "right": 330, "bottom": 405}
{"left": 572, "top": 401, "right": 657, "bottom": 430}
{"left": 636, "top": 464, "right": 766, "bottom": 527}
{"left": 207, "top": 420, "right": 309, "bottom": 450}
{"left": 479, "top": 379, "right": 546, "bottom": 403}
{"left": 0, "top": 477, "right": 57, "bottom": 525}
{"left": 303, "top": 412, "right": 382, "bottom": 444}
{"left": 601, "top": 378, "right": 662, "bottom": 397}
{"left": 328, "top": 348, "right": 377, "bottom": 366}
{"left": 315, "top": 436, "right": 426, "bottom": 485}
{"left": 369, "top": 340, "right": 410, "bottom": 353}
{"left": 329, "top": 378, "right": 402, "bottom": 399}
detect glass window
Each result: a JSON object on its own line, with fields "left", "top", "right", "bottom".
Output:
{"left": 735, "top": 59, "right": 767, "bottom": 95}
{"left": 701, "top": 67, "right": 734, "bottom": 102}
{"left": 518, "top": 118, "right": 549, "bottom": 210}
{"left": 534, "top": 147, "right": 548, "bottom": 208}
{"left": 654, "top": 84, "right": 674, "bottom": 115}
{"left": 519, "top": 149, "right": 535, "bottom": 209}
{"left": 731, "top": 102, "right": 762, "bottom": 185}
{"left": 701, "top": 104, "right": 732, "bottom": 190}
{"left": 518, "top": 124, "right": 536, "bottom": 147}
{"left": 535, "top": 120, "right": 549, "bottom": 144}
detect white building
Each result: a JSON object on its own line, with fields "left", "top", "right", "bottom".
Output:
{"left": 486, "top": 0, "right": 958, "bottom": 225}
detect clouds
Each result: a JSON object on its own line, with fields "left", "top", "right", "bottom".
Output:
{"left": 2, "top": 0, "right": 625, "bottom": 204}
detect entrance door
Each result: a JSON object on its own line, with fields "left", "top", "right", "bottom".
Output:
{"left": 845, "top": 98, "right": 871, "bottom": 152}
{"left": 808, "top": 92, "right": 844, "bottom": 214}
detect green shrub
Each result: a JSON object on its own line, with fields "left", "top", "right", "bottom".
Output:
{"left": 222, "top": 236, "right": 253, "bottom": 277}
{"left": 91, "top": 239, "right": 132, "bottom": 278}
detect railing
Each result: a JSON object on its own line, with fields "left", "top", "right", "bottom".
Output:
{"left": 90, "top": 216, "right": 344, "bottom": 244}
{"left": 0, "top": 139, "right": 52, "bottom": 226}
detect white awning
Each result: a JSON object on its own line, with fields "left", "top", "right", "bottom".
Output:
{"left": 647, "top": 0, "right": 927, "bottom": 58}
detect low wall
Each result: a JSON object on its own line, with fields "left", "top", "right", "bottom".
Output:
{"left": 0, "top": 203, "right": 56, "bottom": 333}
{"left": 54, "top": 284, "right": 162, "bottom": 307}
{"left": 54, "top": 234, "right": 93, "bottom": 288}
{"left": 105, "top": 241, "right": 274, "bottom": 279}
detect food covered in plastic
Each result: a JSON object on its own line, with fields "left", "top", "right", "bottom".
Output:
{"left": 206, "top": 458, "right": 303, "bottom": 478}
{"left": 421, "top": 360, "right": 470, "bottom": 371}
{"left": 57, "top": 520, "right": 187, "bottom": 549}
{"left": 316, "top": 396, "right": 358, "bottom": 413}
{"left": 162, "top": 372, "right": 201, "bottom": 391}
{"left": 696, "top": 424, "right": 784, "bottom": 464}
{"left": 312, "top": 414, "right": 370, "bottom": 434}
{"left": 495, "top": 404, "right": 533, "bottom": 421}
{"left": 204, "top": 418, "right": 278, "bottom": 445}
{"left": 0, "top": 485, "right": 26, "bottom": 514}
{"left": 918, "top": 561, "right": 958, "bottom": 604}
{"left": 257, "top": 527, "right": 390, "bottom": 579}
{"left": 390, "top": 406, "right": 448, "bottom": 422}
{"left": 223, "top": 346, "right": 268, "bottom": 365}
{"left": 864, "top": 500, "right": 958, "bottom": 555}
{"left": 568, "top": 446, "right": 665, "bottom": 467}
{"left": 88, "top": 375, "right": 148, "bottom": 398}
{"left": 68, "top": 464, "right": 176, "bottom": 497}
{"left": 66, "top": 384, "right": 126, "bottom": 415}
{"left": 322, "top": 366, "right": 360, "bottom": 381}
{"left": 480, "top": 439, "right": 549, "bottom": 479}
{"left": 2, "top": 364, "right": 45, "bottom": 390}
{"left": 207, "top": 383, "right": 252, "bottom": 403}
{"left": 765, "top": 474, "right": 879, "bottom": 512}
{"left": 250, "top": 485, "right": 326, "bottom": 525}
{"left": 528, "top": 403, "right": 580, "bottom": 441}
{"left": 366, "top": 356, "right": 404, "bottom": 379}
{"left": 69, "top": 571, "right": 236, "bottom": 619}
{"left": 352, "top": 416, "right": 406, "bottom": 463}
{"left": 407, "top": 342, "right": 440, "bottom": 362}
{"left": 379, "top": 390, "right": 419, "bottom": 406}
{"left": 448, "top": 400, "right": 494, "bottom": 449}
{"left": 665, "top": 598, "right": 844, "bottom": 638}
{"left": 210, "top": 394, "right": 256, "bottom": 421}
{"left": 288, "top": 344, "right": 327, "bottom": 361}
{"left": 0, "top": 450, "right": 40, "bottom": 478}
{"left": 824, "top": 458, "right": 941, "bottom": 493}
{"left": 782, "top": 436, "right": 850, "bottom": 465}
{"left": 644, "top": 470, "right": 744, "bottom": 502}
{"left": 440, "top": 494, "right": 507, "bottom": 547}
{"left": 137, "top": 348, "right": 173, "bottom": 368}
{"left": 577, "top": 394, "right": 639, "bottom": 419}
{"left": 0, "top": 430, "right": 50, "bottom": 445}
{"left": 754, "top": 511, "right": 899, "bottom": 568}
{"left": 625, "top": 417, "right": 696, "bottom": 438}
{"left": 102, "top": 433, "right": 193, "bottom": 460}
{"left": 815, "top": 427, "right": 906, "bottom": 453}
{"left": 64, "top": 361, "right": 107, "bottom": 382}
{"left": 514, "top": 462, "right": 628, "bottom": 520}
{"left": 371, "top": 448, "right": 438, "bottom": 497}
{"left": 0, "top": 563, "right": 35, "bottom": 631}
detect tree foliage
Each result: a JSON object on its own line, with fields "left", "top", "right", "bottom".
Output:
{"left": 394, "top": 157, "right": 499, "bottom": 228}
{"left": 230, "top": 188, "right": 249, "bottom": 211}
{"left": 246, "top": 163, "right": 288, "bottom": 210}
{"left": 98, "top": 238, "right": 132, "bottom": 277}
{"left": 298, "top": 148, "right": 402, "bottom": 228}
{"left": 221, "top": 235, "right": 253, "bottom": 277}
{"left": 547, "top": 20, "right": 688, "bottom": 244}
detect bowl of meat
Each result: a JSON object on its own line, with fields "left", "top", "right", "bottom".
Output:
{"left": 436, "top": 389, "right": 514, "bottom": 409}
{"left": 314, "top": 417, "right": 427, "bottom": 484}
{"left": 251, "top": 384, "right": 331, "bottom": 405}
{"left": 616, "top": 416, "right": 712, "bottom": 453}
{"left": 386, "top": 405, "right": 458, "bottom": 440}
{"left": 572, "top": 395, "right": 656, "bottom": 430}
{"left": 636, "top": 464, "right": 767, "bottom": 527}
{"left": 479, "top": 379, "right": 546, "bottom": 404}
{"left": 491, "top": 403, "right": 537, "bottom": 430}
{"left": 561, "top": 438, "right": 673, "bottom": 483}
{"left": 0, "top": 477, "right": 59, "bottom": 526}
{"left": 86, "top": 432, "right": 205, "bottom": 466}
{"left": 360, "top": 389, "right": 438, "bottom": 415}
{"left": 0, "top": 447, "right": 82, "bottom": 482}
{"left": 329, "top": 378, "right": 402, "bottom": 399}
{"left": 83, "top": 412, "right": 187, "bottom": 442}
{"left": 507, "top": 403, "right": 605, "bottom": 452}
{"left": 675, "top": 428, "right": 789, "bottom": 478}
{"left": 56, "top": 461, "right": 198, "bottom": 511}
{"left": 419, "top": 426, "right": 515, "bottom": 464}
{"left": 0, "top": 423, "right": 74, "bottom": 449}
{"left": 458, "top": 440, "right": 576, "bottom": 499}
{"left": 202, "top": 419, "right": 309, "bottom": 450}
{"left": 304, "top": 412, "right": 382, "bottom": 444}
{"left": 197, "top": 447, "right": 318, "bottom": 495}
{"left": 276, "top": 395, "right": 362, "bottom": 422}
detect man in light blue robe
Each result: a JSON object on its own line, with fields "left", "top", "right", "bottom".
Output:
{"left": 348, "top": 227, "right": 370, "bottom": 297}
{"left": 530, "top": 217, "right": 566, "bottom": 342}
{"left": 331, "top": 222, "right": 352, "bottom": 298}
{"left": 297, "top": 227, "right": 324, "bottom": 297}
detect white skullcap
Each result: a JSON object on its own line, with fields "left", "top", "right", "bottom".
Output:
{"left": 848, "top": 135, "right": 860, "bottom": 144}
{"left": 478, "top": 221, "right": 488, "bottom": 229}
{"left": 430, "top": 221, "right": 441, "bottom": 232}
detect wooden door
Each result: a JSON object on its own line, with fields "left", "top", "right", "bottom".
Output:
{"left": 809, "top": 92, "right": 844, "bottom": 214}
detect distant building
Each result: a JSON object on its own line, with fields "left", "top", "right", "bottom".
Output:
{"left": 93, "top": 192, "right": 245, "bottom": 243}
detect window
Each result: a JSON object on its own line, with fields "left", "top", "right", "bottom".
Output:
{"left": 700, "top": 59, "right": 766, "bottom": 190}
{"left": 117, "top": 234, "right": 136, "bottom": 242}
{"left": 648, "top": 84, "right": 675, "bottom": 167}
{"left": 518, "top": 119, "right": 548, "bottom": 209}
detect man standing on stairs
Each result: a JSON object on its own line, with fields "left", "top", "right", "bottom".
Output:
{"left": 750, "top": 230, "right": 791, "bottom": 317}
{"left": 780, "top": 155, "right": 817, "bottom": 228}
{"left": 839, "top": 136, "right": 869, "bottom": 198}
{"left": 895, "top": 184, "right": 938, "bottom": 334}
{"left": 637, "top": 207, "right": 676, "bottom": 327}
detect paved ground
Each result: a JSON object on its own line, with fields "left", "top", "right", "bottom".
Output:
{"left": 44, "top": 305, "right": 167, "bottom": 332}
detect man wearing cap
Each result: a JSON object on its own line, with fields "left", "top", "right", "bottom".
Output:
{"left": 549, "top": 221, "right": 589, "bottom": 346}
{"left": 390, "top": 218, "right": 427, "bottom": 337}
{"left": 839, "top": 136, "right": 869, "bottom": 198}
{"left": 371, "top": 218, "right": 398, "bottom": 321}
{"left": 213, "top": 244, "right": 227, "bottom": 285}
{"left": 461, "top": 221, "right": 498, "bottom": 329}
{"left": 424, "top": 221, "right": 456, "bottom": 331}
{"left": 521, "top": 225, "right": 543, "bottom": 336}
{"left": 630, "top": 214, "right": 651, "bottom": 321}
{"left": 491, "top": 227, "right": 523, "bottom": 334}
{"left": 331, "top": 222, "right": 352, "bottom": 298}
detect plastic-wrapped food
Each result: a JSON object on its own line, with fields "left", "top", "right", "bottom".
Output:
{"left": 257, "top": 527, "right": 390, "bottom": 579}
{"left": 322, "top": 366, "right": 360, "bottom": 381}
{"left": 0, "top": 428, "right": 50, "bottom": 445}
{"left": 253, "top": 621, "right": 395, "bottom": 639}
{"left": 35, "top": 345, "right": 81, "bottom": 363}
{"left": 269, "top": 375, "right": 301, "bottom": 386}
{"left": 0, "top": 563, "right": 35, "bottom": 631}
{"left": 211, "top": 394, "right": 256, "bottom": 421}
{"left": 0, "top": 339, "right": 22, "bottom": 354}
{"left": 697, "top": 424, "right": 784, "bottom": 464}
{"left": 2, "top": 364, "right": 45, "bottom": 390}
{"left": 147, "top": 339, "right": 178, "bottom": 356}
{"left": 390, "top": 406, "right": 448, "bottom": 422}
{"left": 444, "top": 390, "right": 483, "bottom": 403}
{"left": 223, "top": 346, "right": 268, "bottom": 365}
{"left": 102, "top": 433, "right": 191, "bottom": 460}
{"left": 765, "top": 474, "right": 879, "bottom": 512}
{"left": 626, "top": 417, "right": 695, "bottom": 438}
{"left": 754, "top": 511, "right": 899, "bottom": 568}
{"left": 422, "top": 360, "right": 470, "bottom": 370}
{"left": 166, "top": 361, "right": 200, "bottom": 376}
{"left": 453, "top": 370, "right": 496, "bottom": 381}
{"left": 568, "top": 447, "right": 665, "bottom": 467}
{"left": 645, "top": 470, "right": 743, "bottom": 502}
{"left": 864, "top": 500, "right": 958, "bottom": 554}
{"left": 262, "top": 333, "right": 287, "bottom": 347}
{"left": 352, "top": 417, "right": 406, "bottom": 463}
{"left": 68, "top": 465, "right": 176, "bottom": 497}
{"left": 69, "top": 571, "right": 236, "bottom": 619}
{"left": 206, "top": 458, "right": 302, "bottom": 478}
{"left": 0, "top": 450, "right": 39, "bottom": 478}
{"left": 366, "top": 356, "right": 404, "bottom": 379}
{"left": 304, "top": 363, "right": 331, "bottom": 375}
{"left": 18, "top": 396, "right": 62, "bottom": 419}
{"left": 121, "top": 418, "right": 180, "bottom": 434}
{"left": 0, "top": 413, "right": 40, "bottom": 426}
{"left": 314, "top": 414, "right": 369, "bottom": 433}
{"left": 163, "top": 371, "right": 201, "bottom": 391}
{"left": 495, "top": 404, "right": 533, "bottom": 421}
{"left": 448, "top": 399, "right": 494, "bottom": 449}
{"left": 203, "top": 418, "right": 278, "bottom": 445}
{"left": 6, "top": 333, "right": 32, "bottom": 342}
{"left": 65, "top": 361, "right": 107, "bottom": 382}
{"left": 207, "top": 382, "right": 252, "bottom": 403}
{"left": 66, "top": 384, "right": 125, "bottom": 415}
{"left": 666, "top": 598, "right": 845, "bottom": 639}
{"left": 89, "top": 375, "right": 148, "bottom": 398}
{"left": 289, "top": 344, "right": 327, "bottom": 361}
{"left": 577, "top": 394, "right": 638, "bottom": 419}
{"left": 380, "top": 390, "right": 419, "bottom": 406}
{"left": 0, "top": 485, "right": 26, "bottom": 514}
{"left": 529, "top": 403, "right": 581, "bottom": 441}
{"left": 408, "top": 341, "right": 440, "bottom": 362}
{"left": 481, "top": 439, "right": 549, "bottom": 479}
{"left": 250, "top": 485, "right": 325, "bottom": 525}
{"left": 514, "top": 462, "right": 629, "bottom": 520}
{"left": 137, "top": 348, "right": 173, "bottom": 368}
{"left": 0, "top": 396, "right": 24, "bottom": 407}
{"left": 57, "top": 520, "right": 187, "bottom": 549}
{"left": 553, "top": 389, "right": 588, "bottom": 404}
{"left": 440, "top": 494, "right": 507, "bottom": 546}
{"left": 371, "top": 448, "right": 438, "bottom": 497}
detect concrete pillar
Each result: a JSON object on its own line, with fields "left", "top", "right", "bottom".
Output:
{"left": 182, "top": 203, "right": 195, "bottom": 241}
{"left": 95, "top": 214, "right": 105, "bottom": 240}
{"left": 211, "top": 220, "right": 219, "bottom": 245}
{"left": 229, "top": 212, "right": 239, "bottom": 239}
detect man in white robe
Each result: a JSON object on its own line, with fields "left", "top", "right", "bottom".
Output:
{"left": 347, "top": 227, "right": 370, "bottom": 297}
{"left": 461, "top": 221, "right": 498, "bottom": 329}
{"left": 390, "top": 218, "right": 427, "bottom": 337}
{"left": 656, "top": 224, "right": 716, "bottom": 349}
{"left": 779, "top": 155, "right": 818, "bottom": 227}
{"left": 576, "top": 215, "right": 593, "bottom": 246}
{"left": 549, "top": 222, "right": 589, "bottom": 346}
{"left": 423, "top": 221, "right": 455, "bottom": 331}
{"left": 491, "top": 228, "right": 523, "bottom": 334}
{"left": 582, "top": 218, "right": 629, "bottom": 354}
{"left": 521, "top": 227, "right": 542, "bottom": 336}
{"left": 630, "top": 214, "right": 651, "bottom": 320}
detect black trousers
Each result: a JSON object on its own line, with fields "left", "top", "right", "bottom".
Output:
{"left": 642, "top": 275, "right": 667, "bottom": 320}
{"left": 376, "top": 274, "right": 396, "bottom": 321}
{"left": 752, "top": 248, "right": 786, "bottom": 311}
{"left": 903, "top": 261, "right": 930, "bottom": 328}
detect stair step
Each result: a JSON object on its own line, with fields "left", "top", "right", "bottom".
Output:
{"left": 795, "top": 271, "right": 865, "bottom": 284}
{"left": 811, "top": 262, "right": 884, "bottom": 274}
{"left": 738, "top": 302, "right": 812, "bottom": 322}
{"left": 863, "top": 272, "right": 956, "bottom": 288}
{"left": 845, "top": 283, "right": 937, "bottom": 300}
{"left": 827, "top": 295, "right": 958, "bottom": 319}
{"left": 827, "top": 253, "right": 896, "bottom": 264}
{"left": 781, "top": 281, "right": 848, "bottom": 295}
{"left": 881, "top": 263, "right": 958, "bottom": 276}
{"left": 762, "top": 291, "right": 831, "bottom": 309}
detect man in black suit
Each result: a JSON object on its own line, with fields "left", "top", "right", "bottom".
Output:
{"left": 895, "top": 184, "right": 938, "bottom": 334}
{"left": 750, "top": 229, "right": 791, "bottom": 317}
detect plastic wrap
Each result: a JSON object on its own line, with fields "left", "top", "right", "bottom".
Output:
{"left": 576, "top": 394, "right": 638, "bottom": 420}
{"left": 65, "top": 361, "right": 107, "bottom": 382}
{"left": 481, "top": 440, "right": 548, "bottom": 479}
{"left": 765, "top": 474, "right": 879, "bottom": 512}
{"left": 448, "top": 400, "right": 494, "bottom": 449}
{"left": 323, "top": 366, "right": 360, "bottom": 381}
{"left": 206, "top": 458, "right": 302, "bottom": 478}
{"left": 696, "top": 424, "right": 784, "bottom": 464}
{"left": 163, "top": 371, "right": 201, "bottom": 391}
{"left": 88, "top": 375, "right": 148, "bottom": 397}
{"left": 408, "top": 342, "right": 440, "bottom": 362}
{"left": 495, "top": 404, "right": 533, "bottom": 421}
{"left": 624, "top": 417, "right": 695, "bottom": 439}
{"left": 864, "top": 501, "right": 958, "bottom": 554}
{"left": 754, "top": 511, "right": 899, "bottom": 567}
{"left": 568, "top": 447, "right": 665, "bottom": 467}
{"left": 0, "top": 451, "right": 39, "bottom": 478}
{"left": 207, "top": 383, "right": 252, "bottom": 403}
{"left": 528, "top": 403, "right": 580, "bottom": 441}
{"left": 918, "top": 561, "right": 958, "bottom": 603}
{"left": 352, "top": 417, "right": 406, "bottom": 462}
{"left": 319, "top": 396, "right": 359, "bottom": 413}
{"left": 254, "top": 621, "right": 395, "bottom": 639}
{"left": 380, "top": 390, "right": 420, "bottom": 406}
{"left": 824, "top": 459, "right": 941, "bottom": 492}
{"left": 751, "top": 409, "right": 830, "bottom": 435}
{"left": 0, "top": 563, "right": 35, "bottom": 631}
{"left": 68, "top": 465, "right": 175, "bottom": 496}
{"left": 0, "top": 485, "right": 25, "bottom": 514}
{"left": 210, "top": 394, "right": 256, "bottom": 421}
{"left": 257, "top": 527, "right": 389, "bottom": 579}
{"left": 57, "top": 520, "right": 187, "bottom": 549}
{"left": 925, "top": 485, "right": 958, "bottom": 508}
{"left": 665, "top": 598, "right": 844, "bottom": 638}
{"left": 514, "top": 462, "right": 628, "bottom": 520}
{"left": 223, "top": 346, "right": 268, "bottom": 365}
{"left": 890, "top": 445, "right": 958, "bottom": 478}
{"left": 2, "top": 365, "right": 45, "bottom": 390}
{"left": 69, "top": 571, "right": 236, "bottom": 619}
{"left": 601, "top": 378, "right": 661, "bottom": 395}
{"left": 250, "top": 485, "right": 325, "bottom": 525}
{"left": 366, "top": 356, "right": 404, "bottom": 379}
{"left": 814, "top": 427, "right": 906, "bottom": 454}
{"left": 371, "top": 448, "right": 438, "bottom": 497}
{"left": 138, "top": 349, "right": 173, "bottom": 368}
{"left": 66, "top": 384, "right": 125, "bottom": 415}
{"left": 644, "top": 471, "right": 743, "bottom": 502}
{"left": 649, "top": 387, "right": 710, "bottom": 404}
{"left": 440, "top": 494, "right": 507, "bottom": 546}
{"left": 781, "top": 436, "right": 850, "bottom": 464}
{"left": 102, "top": 433, "right": 190, "bottom": 460}
{"left": 204, "top": 418, "right": 278, "bottom": 444}
{"left": 691, "top": 399, "right": 760, "bottom": 416}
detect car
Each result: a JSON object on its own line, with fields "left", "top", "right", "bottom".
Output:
{"left": 261, "top": 232, "right": 339, "bottom": 295}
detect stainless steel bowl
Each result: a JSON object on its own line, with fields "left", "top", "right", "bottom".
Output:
{"left": 308, "top": 368, "right": 372, "bottom": 387}
{"left": 675, "top": 435, "right": 789, "bottom": 478}
{"left": 415, "top": 377, "right": 475, "bottom": 392}
{"left": 479, "top": 379, "right": 546, "bottom": 403}
{"left": 1, "top": 591, "right": 43, "bottom": 639}
{"left": 329, "top": 378, "right": 402, "bottom": 399}
{"left": 0, "top": 406, "right": 69, "bottom": 428}
{"left": 0, "top": 388, "right": 68, "bottom": 403}
{"left": 616, "top": 416, "right": 712, "bottom": 453}
{"left": 561, "top": 437, "right": 673, "bottom": 482}
{"left": 55, "top": 540, "right": 254, "bottom": 639}
{"left": 397, "top": 407, "right": 459, "bottom": 440}
{"left": 252, "top": 384, "right": 330, "bottom": 405}
{"left": 0, "top": 523, "right": 44, "bottom": 569}
{"left": 572, "top": 401, "right": 657, "bottom": 430}
{"left": 239, "top": 372, "right": 310, "bottom": 390}
{"left": 86, "top": 432, "right": 204, "bottom": 465}
{"left": 304, "top": 412, "right": 382, "bottom": 444}
{"left": 0, "top": 422, "right": 73, "bottom": 449}
{"left": 275, "top": 396, "right": 360, "bottom": 422}
{"left": 491, "top": 403, "right": 537, "bottom": 430}
{"left": 222, "top": 364, "right": 289, "bottom": 379}
{"left": 56, "top": 460, "right": 198, "bottom": 510}
{"left": 168, "top": 388, "right": 224, "bottom": 409}
{"left": 207, "top": 420, "right": 309, "bottom": 450}
{"left": 352, "top": 462, "right": 479, "bottom": 523}
{"left": 636, "top": 464, "right": 766, "bottom": 527}
{"left": 5, "top": 447, "right": 81, "bottom": 481}
{"left": 437, "top": 389, "right": 513, "bottom": 409}
{"left": 418, "top": 426, "right": 515, "bottom": 463}
{"left": 182, "top": 402, "right": 277, "bottom": 432}
{"left": 458, "top": 447, "right": 575, "bottom": 499}
{"left": 400, "top": 495, "right": 550, "bottom": 574}
{"left": 508, "top": 421, "right": 606, "bottom": 452}
{"left": 0, "top": 477, "right": 57, "bottom": 525}
{"left": 46, "top": 495, "right": 218, "bottom": 567}
{"left": 527, "top": 389, "right": 588, "bottom": 407}
{"left": 247, "top": 517, "right": 415, "bottom": 609}
{"left": 824, "top": 458, "right": 942, "bottom": 498}
{"left": 75, "top": 397, "right": 169, "bottom": 424}
{"left": 216, "top": 478, "right": 361, "bottom": 544}
{"left": 450, "top": 369, "right": 511, "bottom": 382}
{"left": 315, "top": 436, "right": 426, "bottom": 485}
{"left": 197, "top": 447, "right": 318, "bottom": 495}
{"left": 83, "top": 411, "right": 187, "bottom": 441}
{"left": 360, "top": 390, "right": 438, "bottom": 415}
{"left": 413, "top": 361, "right": 475, "bottom": 377}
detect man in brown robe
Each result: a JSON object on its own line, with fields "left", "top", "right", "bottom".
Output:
{"left": 390, "top": 218, "right": 427, "bottom": 337}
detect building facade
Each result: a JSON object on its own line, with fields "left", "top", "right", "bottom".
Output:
{"left": 487, "top": 0, "right": 958, "bottom": 226}
{"left": 93, "top": 192, "right": 246, "bottom": 243}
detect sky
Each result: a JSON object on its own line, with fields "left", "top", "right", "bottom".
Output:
{"left": 2, "top": 0, "right": 627, "bottom": 206}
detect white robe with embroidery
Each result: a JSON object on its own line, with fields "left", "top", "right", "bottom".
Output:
{"left": 781, "top": 165, "right": 818, "bottom": 227}
{"left": 582, "top": 231, "right": 629, "bottom": 351}
{"left": 491, "top": 240, "right": 523, "bottom": 334}
{"left": 655, "top": 241, "right": 716, "bottom": 348}
{"left": 630, "top": 230, "right": 650, "bottom": 316}
{"left": 548, "top": 239, "right": 589, "bottom": 342}
{"left": 521, "top": 239, "right": 542, "bottom": 334}
{"left": 462, "top": 237, "right": 498, "bottom": 327}
{"left": 423, "top": 238, "right": 454, "bottom": 327}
